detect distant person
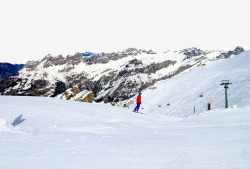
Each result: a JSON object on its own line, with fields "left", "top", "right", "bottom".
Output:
{"left": 133, "top": 92, "right": 142, "bottom": 112}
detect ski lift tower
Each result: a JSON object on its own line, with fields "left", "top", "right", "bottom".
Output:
{"left": 220, "top": 80, "right": 232, "bottom": 108}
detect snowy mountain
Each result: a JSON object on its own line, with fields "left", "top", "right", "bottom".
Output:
{"left": 123, "top": 49, "right": 250, "bottom": 118}
{"left": 0, "top": 47, "right": 244, "bottom": 103}
{"left": 0, "top": 47, "right": 249, "bottom": 169}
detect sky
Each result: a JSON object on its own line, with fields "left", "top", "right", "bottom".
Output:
{"left": 0, "top": 0, "right": 249, "bottom": 64}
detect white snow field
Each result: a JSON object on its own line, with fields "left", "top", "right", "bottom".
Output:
{"left": 127, "top": 50, "right": 250, "bottom": 118}
{"left": 0, "top": 96, "right": 250, "bottom": 169}
{"left": 1, "top": 51, "right": 250, "bottom": 169}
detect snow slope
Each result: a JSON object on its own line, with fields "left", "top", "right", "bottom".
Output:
{"left": 3, "top": 47, "right": 243, "bottom": 101}
{"left": 0, "top": 96, "right": 250, "bottom": 169}
{"left": 0, "top": 50, "right": 249, "bottom": 169}
{"left": 127, "top": 50, "right": 250, "bottom": 117}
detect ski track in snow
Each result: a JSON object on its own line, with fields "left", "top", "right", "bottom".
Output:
{"left": 0, "top": 50, "right": 250, "bottom": 169}
{"left": 0, "top": 96, "right": 250, "bottom": 169}
{"left": 125, "top": 50, "right": 250, "bottom": 118}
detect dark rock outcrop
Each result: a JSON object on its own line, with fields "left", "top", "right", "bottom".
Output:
{"left": 217, "top": 46, "right": 244, "bottom": 59}
{"left": 51, "top": 81, "right": 67, "bottom": 97}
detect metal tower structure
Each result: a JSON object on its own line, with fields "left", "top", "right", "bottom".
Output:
{"left": 220, "top": 80, "right": 232, "bottom": 108}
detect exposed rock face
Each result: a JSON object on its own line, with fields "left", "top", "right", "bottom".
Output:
{"left": 0, "top": 78, "right": 19, "bottom": 95}
{"left": 51, "top": 81, "right": 67, "bottom": 97}
{"left": 0, "top": 47, "right": 244, "bottom": 103}
{"left": 180, "top": 47, "right": 206, "bottom": 59}
{"left": 57, "top": 87, "right": 94, "bottom": 103}
{"left": 81, "top": 92, "right": 95, "bottom": 103}
{"left": 217, "top": 46, "right": 245, "bottom": 59}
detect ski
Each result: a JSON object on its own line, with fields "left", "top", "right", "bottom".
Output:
{"left": 133, "top": 111, "right": 143, "bottom": 114}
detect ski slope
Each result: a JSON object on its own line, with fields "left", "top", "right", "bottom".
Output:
{"left": 0, "top": 96, "right": 250, "bottom": 169}
{"left": 128, "top": 50, "right": 250, "bottom": 117}
{"left": 0, "top": 50, "right": 250, "bottom": 169}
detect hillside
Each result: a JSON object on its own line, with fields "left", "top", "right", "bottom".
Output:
{"left": 0, "top": 49, "right": 249, "bottom": 168}
{"left": 124, "top": 50, "right": 250, "bottom": 117}
{"left": 0, "top": 47, "right": 244, "bottom": 103}
{"left": 0, "top": 63, "right": 25, "bottom": 80}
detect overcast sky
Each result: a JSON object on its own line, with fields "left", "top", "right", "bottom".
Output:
{"left": 0, "top": 0, "right": 249, "bottom": 64}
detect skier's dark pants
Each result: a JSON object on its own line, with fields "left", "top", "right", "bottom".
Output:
{"left": 134, "top": 103, "right": 141, "bottom": 111}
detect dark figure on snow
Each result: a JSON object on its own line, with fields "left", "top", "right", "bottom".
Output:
{"left": 134, "top": 92, "right": 142, "bottom": 112}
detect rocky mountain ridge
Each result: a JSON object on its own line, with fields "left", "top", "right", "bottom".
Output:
{"left": 0, "top": 47, "right": 244, "bottom": 103}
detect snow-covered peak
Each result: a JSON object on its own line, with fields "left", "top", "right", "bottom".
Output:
{"left": 0, "top": 48, "right": 249, "bottom": 169}
{"left": 123, "top": 50, "right": 250, "bottom": 118}
{"left": 122, "top": 48, "right": 157, "bottom": 55}
{"left": 0, "top": 47, "right": 245, "bottom": 103}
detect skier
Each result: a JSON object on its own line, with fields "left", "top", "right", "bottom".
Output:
{"left": 133, "top": 92, "right": 142, "bottom": 112}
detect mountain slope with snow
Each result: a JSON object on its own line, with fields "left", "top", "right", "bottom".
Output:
{"left": 124, "top": 50, "right": 250, "bottom": 117}
{"left": 0, "top": 96, "right": 250, "bottom": 169}
{"left": 0, "top": 49, "right": 249, "bottom": 168}
{"left": 0, "top": 63, "right": 24, "bottom": 80}
{"left": 0, "top": 47, "right": 244, "bottom": 103}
